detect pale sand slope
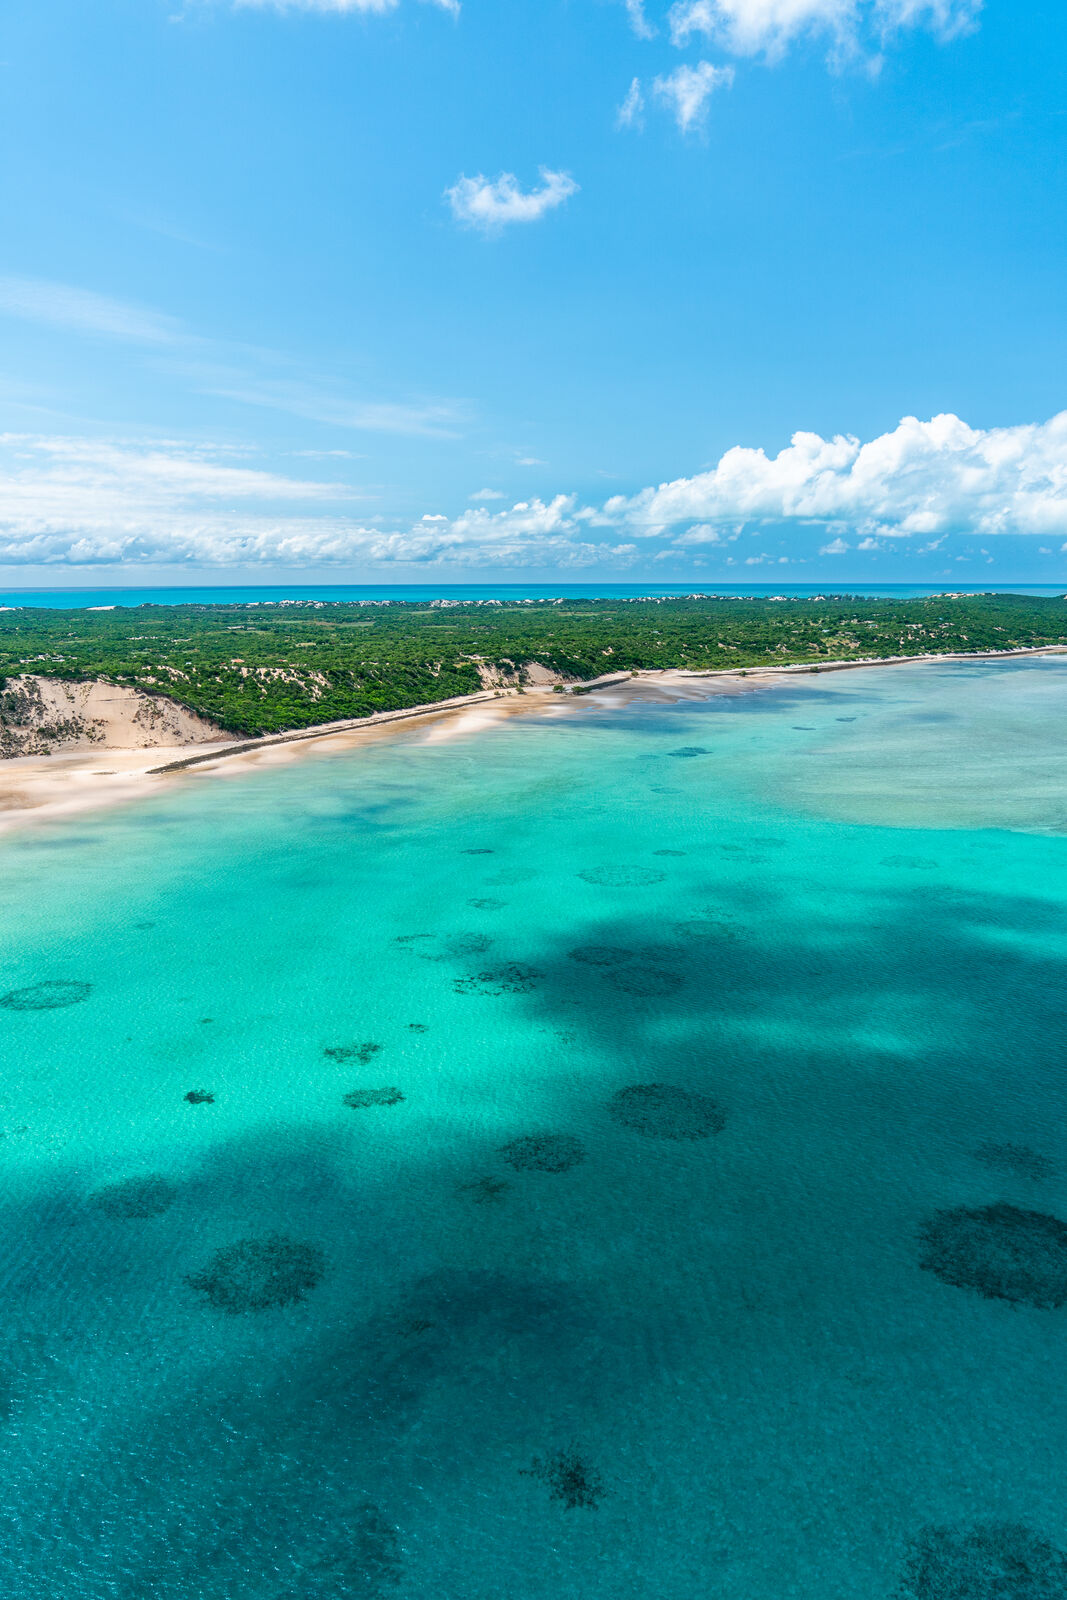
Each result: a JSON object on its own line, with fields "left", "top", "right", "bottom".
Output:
{"left": 0, "top": 675, "right": 223, "bottom": 756}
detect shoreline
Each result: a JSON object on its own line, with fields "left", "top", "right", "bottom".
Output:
{"left": 0, "top": 643, "right": 1064, "bottom": 836}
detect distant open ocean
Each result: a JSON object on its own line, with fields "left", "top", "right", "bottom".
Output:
{"left": 0, "top": 582, "right": 1064, "bottom": 608}
{"left": 1, "top": 655, "right": 1067, "bottom": 1596}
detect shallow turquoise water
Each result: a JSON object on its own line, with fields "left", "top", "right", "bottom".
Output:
{"left": 2, "top": 658, "right": 1067, "bottom": 1597}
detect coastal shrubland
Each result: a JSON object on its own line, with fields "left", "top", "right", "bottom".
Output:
{"left": 0, "top": 592, "right": 1064, "bottom": 736}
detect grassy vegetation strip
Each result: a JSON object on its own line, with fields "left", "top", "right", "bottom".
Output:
{"left": 0, "top": 593, "right": 1064, "bottom": 737}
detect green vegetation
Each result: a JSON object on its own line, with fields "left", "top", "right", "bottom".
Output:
{"left": 0, "top": 592, "right": 1064, "bottom": 737}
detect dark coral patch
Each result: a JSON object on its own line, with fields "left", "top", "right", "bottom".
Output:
{"left": 522, "top": 1449, "right": 604, "bottom": 1510}
{"left": 343, "top": 1087, "right": 404, "bottom": 1109}
{"left": 461, "top": 848, "right": 495, "bottom": 855}
{"left": 184, "top": 1089, "right": 215, "bottom": 1105}
{"left": 500, "top": 1134, "right": 586, "bottom": 1173}
{"left": 900, "top": 1521, "right": 1067, "bottom": 1598}
{"left": 975, "top": 1143, "right": 1056, "bottom": 1182}
{"left": 0, "top": 980, "right": 92, "bottom": 1012}
{"left": 605, "top": 965, "right": 683, "bottom": 997}
{"left": 454, "top": 964, "right": 541, "bottom": 996}
{"left": 578, "top": 866, "right": 665, "bottom": 888}
{"left": 919, "top": 1203, "right": 1067, "bottom": 1308}
{"left": 609, "top": 1083, "right": 726, "bottom": 1140}
{"left": 667, "top": 747, "right": 709, "bottom": 759}
{"left": 468, "top": 897, "right": 506, "bottom": 910}
{"left": 91, "top": 1175, "right": 176, "bottom": 1219}
{"left": 653, "top": 848, "right": 687, "bottom": 856}
{"left": 187, "top": 1234, "right": 325, "bottom": 1313}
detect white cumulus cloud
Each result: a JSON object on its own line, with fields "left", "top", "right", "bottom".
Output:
{"left": 612, "top": 412, "right": 1067, "bottom": 541}
{"left": 445, "top": 169, "right": 579, "bottom": 232}
{"left": 667, "top": 0, "right": 980, "bottom": 59}
{"left": 653, "top": 62, "right": 735, "bottom": 134}
{"left": 5, "top": 411, "right": 1065, "bottom": 573}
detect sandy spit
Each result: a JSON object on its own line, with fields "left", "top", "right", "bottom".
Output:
{"left": 0, "top": 646, "right": 1063, "bottom": 837}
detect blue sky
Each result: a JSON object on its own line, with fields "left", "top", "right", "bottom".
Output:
{"left": 1, "top": 0, "right": 1066, "bottom": 583}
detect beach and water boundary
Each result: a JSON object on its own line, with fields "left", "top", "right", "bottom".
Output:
{"left": 0, "top": 643, "right": 1064, "bottom": 837}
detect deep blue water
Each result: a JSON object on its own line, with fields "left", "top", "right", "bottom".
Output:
{"left": 1, "top": 657, "right": 1066, "bottom": 1596}
{"left": 0, "top": 582, "right": 1063, "bottom": 609}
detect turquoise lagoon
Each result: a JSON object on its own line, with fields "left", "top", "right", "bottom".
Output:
{"left": 2, "top": 658, "right": 1067, "bottom": 1597}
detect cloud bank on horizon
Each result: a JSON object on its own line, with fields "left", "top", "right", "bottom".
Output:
{"left": 2, "top": 412, "right": 1066, "bottom": 569}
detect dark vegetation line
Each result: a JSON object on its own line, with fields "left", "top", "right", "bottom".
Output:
{"left": 0, "top": 593, "right": 1064, "bottom": 738}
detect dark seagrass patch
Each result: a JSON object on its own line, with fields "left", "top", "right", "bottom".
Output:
{"left": 974, "top": 1143, "right": 1056, "bottom": 1182}
{"left": 0, "top": 980, "right": 92, "bottom": 1012}
{"left": 455, "top": 1176, "right": 510, "bottom": 1204}
{"left": 899, "top": 1521, "right": 1067, "bottom": 1599}
{"left": 343, "top": 1087, "right": 404, "bottom": 1109}
{"left": 273, "top": 1504, "right": 402, "bottom": 1598}
{"left": 500, "top": 1134, "right": 586, "bottom": 1173}
{"left": 522, "top": 1448, "right": 605, "bottom": 1510}
{"left": 567, "top": 944, "right": 637, "bottom": 968}
{"left": 918, "top": 1203, "right": 1067, "bottom": 1308}
{"left": 605, "top": 965, "right": 683, "bottom": 997}
{"left": 188, "top": 1234, "right": 325, "bottom": 1313}
{"left": 91, "top": 1175, "right": 177, "bottom": 1219}
{"left": 609, "top": 1083, "right": 726, "bottom": 1140}
{"left": 325, "top": 1041, "right": 382, "bottom": 1064}
{"left": 578, "top": 866, "right": 665, "bottom": 888}
{"left": 454, "top": 964, "right": 541, "bottom": 996}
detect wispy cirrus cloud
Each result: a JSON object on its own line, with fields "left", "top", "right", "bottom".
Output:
{"left": 445, "top": 169, "right": 579, "bottom": 232}
{"left": 666, "top": 0, "right": 981, "bottom": 61}
{"left": 653, "top": 62, "right": 734, "bottom": 134}
{"left": 231, "top": 0, "right": 459, "bottom": 16}
{"left": 616, "top": 78, "right": 646, "bottom": 130}
{"left": 0, "top": 274, "right": 468, "bottom": 440}
{"left": 199, "top": 371, "right": 469, "bottom": 438}
{"left": 624, "top": 0, "right": 657, "bottom": 38}
{"left": 0, "top": 277, "right": 183, "bottom": 345}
